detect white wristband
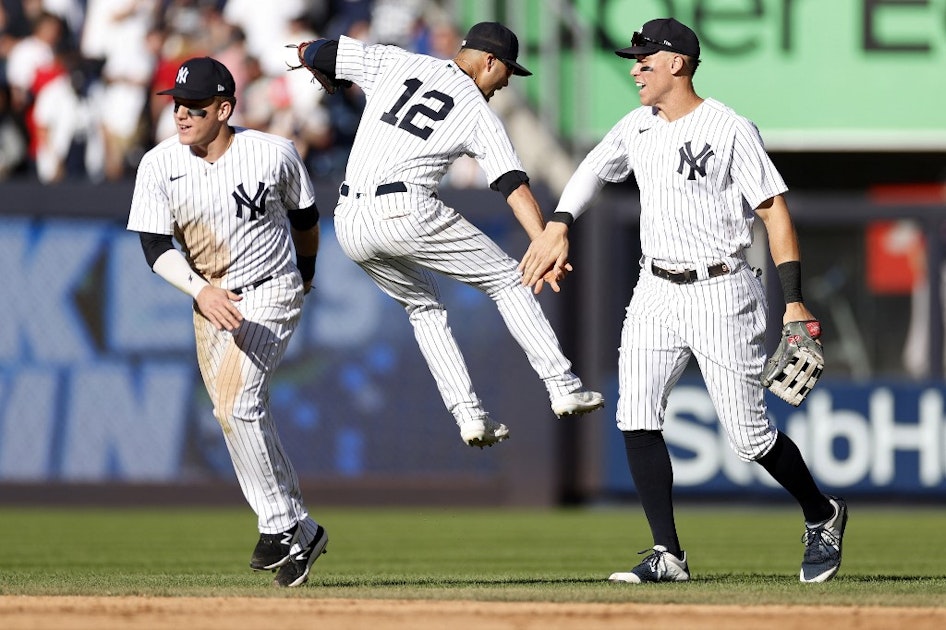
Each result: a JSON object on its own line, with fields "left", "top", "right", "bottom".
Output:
{"left": 152, "top": 249, "right": 209, "bottom": 299}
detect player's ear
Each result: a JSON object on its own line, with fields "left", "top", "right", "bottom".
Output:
{"left": 670, "top": 54, "right": 683, "bottom": 74}
{"left": 217, "top": 98, "right": 235, "bottom": 120}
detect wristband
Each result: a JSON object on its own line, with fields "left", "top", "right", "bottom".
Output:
{"left": 777, "top": 260, "right": 804, "bottom": 304}
{"left": 297, "top": 254, "right": 316, "bottom": 282}
{"left": 547, "top": 211, "right": 574, "bottom": 227}
{"left": 152, "top": 249, "right": 209, "bottom": 299}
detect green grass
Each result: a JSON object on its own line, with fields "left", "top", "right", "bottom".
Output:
{"left": 1, "top": 505, "right": 944, "bottom": 606}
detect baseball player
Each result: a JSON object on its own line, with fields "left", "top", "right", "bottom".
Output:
{"left": 521, "top": 18, "right": 847, "bottom": 583}
{"left": 126, "top": 57, "right": 327, "bottom": 587}
{"left": 287, "top": 22, "right": 604, "bottom": 447}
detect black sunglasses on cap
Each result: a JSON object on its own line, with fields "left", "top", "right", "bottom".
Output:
{"left": 631, "top": 31, "right": 670, "bottom": 49}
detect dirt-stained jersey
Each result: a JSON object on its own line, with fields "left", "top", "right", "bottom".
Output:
{"left": 127, "top": 127, "right": 316, "bottom": 289}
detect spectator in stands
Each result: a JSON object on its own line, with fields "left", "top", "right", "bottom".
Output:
{"left": 0, "top": 82, "right": 26, "bottom": 177}
{"left": 89, "top": 0, "right": 160, "bottom": 180}
{"left": 6, "top": 10, "right": 61, "bottom": 113}
{"left": 32, "top": 50, "right": 105, "bottom": 182}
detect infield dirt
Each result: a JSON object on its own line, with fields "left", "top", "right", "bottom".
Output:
{"left": 2, "top": 596, "right": 945, "bottom": 630}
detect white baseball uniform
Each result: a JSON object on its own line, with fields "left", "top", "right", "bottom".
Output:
{"left": 560, "top": 98, "right": 787, "bottom": 461}
{"left": 127, "top": 127, "right": 322, "bottom": 548}
{"left": 330, "top": 35, "right": 584, "bottom": 425}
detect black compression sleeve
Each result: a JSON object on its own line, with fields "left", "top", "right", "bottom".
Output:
{"left": 490, "top": 170, "right": 530, "bottom": 198}
{"left": 302, "top": 40, "right": 339, "bottom": 76}
{"left": 288, "top": 203, "right": 320, "bottom": 230}
{"left": 139, "top": 232, "right": 174, "bottom": 269}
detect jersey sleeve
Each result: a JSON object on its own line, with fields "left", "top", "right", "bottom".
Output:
{"left": 278, "top": 141, "right": 317, "bottom": 210}
{"left": 729, "top": 118, "right": 788, "bottom": 210}
{"left": 335, "top": 35, "right": 407, "bottom": 98}
{"left": 127, "top": 155, "right": 173, "bottom": 235}
{"left": 467, "top": 106, "right": 525, "bottom": 185}
{"left": 582, "top": 114, "right": 634, "bottom": 183}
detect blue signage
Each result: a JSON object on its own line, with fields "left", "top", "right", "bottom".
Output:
{"left": 603, "top": 378, "right": 946, "bottom": 496}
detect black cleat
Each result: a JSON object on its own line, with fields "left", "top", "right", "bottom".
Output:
{"left": 800, "top": 496, "right": 848, "bottom": 583}
{"left": 273, "top": 525, "right": 328, "bottom": 587}
{"left": 250, "top": 524, "right": 299, "bottom": 571}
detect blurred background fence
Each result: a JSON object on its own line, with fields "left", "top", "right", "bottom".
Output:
{"left": 1, "top": 0, "right": 945, "bottom": 506}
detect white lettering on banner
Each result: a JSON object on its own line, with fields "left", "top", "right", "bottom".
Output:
{"left": 109, "top": 233, "right": 196, "bottom": 352}
{"left": 0, "top": 219, "right": 103, "bottom": 362}
{"left": 60, "top": 363, "right": 193, "bottom": 480}
{"left": 665, "top": 386, "right": 946, "bottom": 489}
{"left": 666, "top": 386, "right": 777, "bottom": 487}
{"left": 0, "top": 368, "right": 57, "bottom": 479}
{"left": 869, "top": 388, "right": 942, "bottom": 486}
{"left": 804, "top": 392, "right": 874, "bottom": 486}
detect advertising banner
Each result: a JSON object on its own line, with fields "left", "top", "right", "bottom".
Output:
{"left": 603, "top": 378, "right": 946, "bottom": 496}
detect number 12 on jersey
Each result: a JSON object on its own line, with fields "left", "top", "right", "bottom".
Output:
{"left": 381, "top": 78, "right": 455, "bottom": 140}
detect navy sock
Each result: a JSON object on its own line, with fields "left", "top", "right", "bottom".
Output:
{"left": 756, "top": 431, "right": 833, "bottom": 523}
{"left": 622, "top": 430, "right": 682, "bottom": 559}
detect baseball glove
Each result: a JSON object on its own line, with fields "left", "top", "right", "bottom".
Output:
{"left": 284, "top": 40, "right": 350, "bottom": 94}
{"left": 761, "top": 320, "right": 824, "bottom": 406}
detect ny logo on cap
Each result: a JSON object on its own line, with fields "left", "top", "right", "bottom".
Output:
{"left": 176, "top": 66, "right": 189, "bottom": 84}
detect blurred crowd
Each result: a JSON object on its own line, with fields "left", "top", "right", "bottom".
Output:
{"left": 0, "top": 0, "right": 486, "bottom": 185}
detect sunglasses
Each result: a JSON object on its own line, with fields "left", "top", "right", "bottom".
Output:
{"left": 631, "top": 31, "right": 672, "bottom": 49}
{"left": 173, "top": 102, "right": 211, "bottom": 118}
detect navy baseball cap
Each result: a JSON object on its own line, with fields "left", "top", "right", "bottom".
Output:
{"left": 616, "top": 18, "right": 701, "bottom": 59}
{"left": 157, "top": 57, "right": 236, "bottom": 99}
{"left": 461, "top": 22, "right": 532, "bottom": 76}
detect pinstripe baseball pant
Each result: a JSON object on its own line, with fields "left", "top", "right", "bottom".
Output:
{"left": 193, "top": 272, "right": 320, "bottom": 550}
{"left": 617, "top": 258, "right": 777, "bottom": 461}
{"left": 334, "top": 193, "right": 583, "bottom": 424}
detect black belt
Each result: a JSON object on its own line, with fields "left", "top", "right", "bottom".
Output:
{"left": 232, "top": 276, "right": 272, "bottom": 295}
{"left": 340, "top": 182, "right": 408, "bottom": 198}
{"left": 651, "top": 262, "right": 729, "bottom": 284}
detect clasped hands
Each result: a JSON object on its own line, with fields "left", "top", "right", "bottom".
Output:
{"left": 518, "top": 222, "right": 572, "bottom": 294}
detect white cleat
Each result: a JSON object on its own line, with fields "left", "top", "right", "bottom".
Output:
{"left": 551, "top": 390, "right": 605, "bottom": 418}
{"left": 459, "top": 416, "right": 509, "bottom": 449}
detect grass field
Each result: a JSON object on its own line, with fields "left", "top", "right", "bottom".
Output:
{"left": 1, "top": 504, "right": 945, "bottom": 607}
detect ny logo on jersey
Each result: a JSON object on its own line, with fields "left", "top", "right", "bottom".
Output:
{"left": 677, "top": 141, "right": 714, "bottom": 180}
{"left": 232, "top": 182, "right": 270, "bottom": 221}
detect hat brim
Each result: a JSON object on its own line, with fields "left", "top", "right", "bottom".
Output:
{"left": 500, "top": 58, "right": 531, "bottom": 76}
{"left": 615, "top": 43, "right": 665, "bottom": 58}
{"left": 156, "top": 86, "right": 219, "bottom": 99}
{"left": 615, "top": 44, "right": 698, "bottom": 59}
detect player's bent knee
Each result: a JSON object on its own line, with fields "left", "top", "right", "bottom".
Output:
{"left": 736, "top": 435, "right": 778, "bottom": 462}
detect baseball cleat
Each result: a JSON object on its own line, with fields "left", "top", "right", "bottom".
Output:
{"left": 608, "top": 545, "right": 690, "bottom": 583}
{"left": 800, "top": 496, "right": 848, "bottom": 583}
{"left": 273, "top": 525, "right": 328, "bottom": 587}
{"left": 551, "top": 390, "right": 605, "bottom": 418}
{"left": 459, "top": 416, "right": 509, "bottom": 448}
{"left": 250, "top": 524, "right": 299, "bottom": 571}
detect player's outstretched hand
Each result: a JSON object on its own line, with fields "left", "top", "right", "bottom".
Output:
{"left": 195, "top": 286, "right": 244, "bottom": 332}
{"left": 519, "top": 223, "right": 570, "bottom": 290}
{"left": 532, "top": 263, "right": 574, "bottom": 295}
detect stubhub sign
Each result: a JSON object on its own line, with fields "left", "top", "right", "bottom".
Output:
{"left": 604, "top": 381, "right": 946, "bottom": 496}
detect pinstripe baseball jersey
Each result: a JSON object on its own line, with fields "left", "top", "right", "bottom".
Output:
{"left": 581, "top": 98, "right": 787, "bottom": 265}
{"left": 127, "top": 127, "right": 316, "bottom": 290}
{"left": 334, "top": 35, "right": 523, "bottom": 196}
